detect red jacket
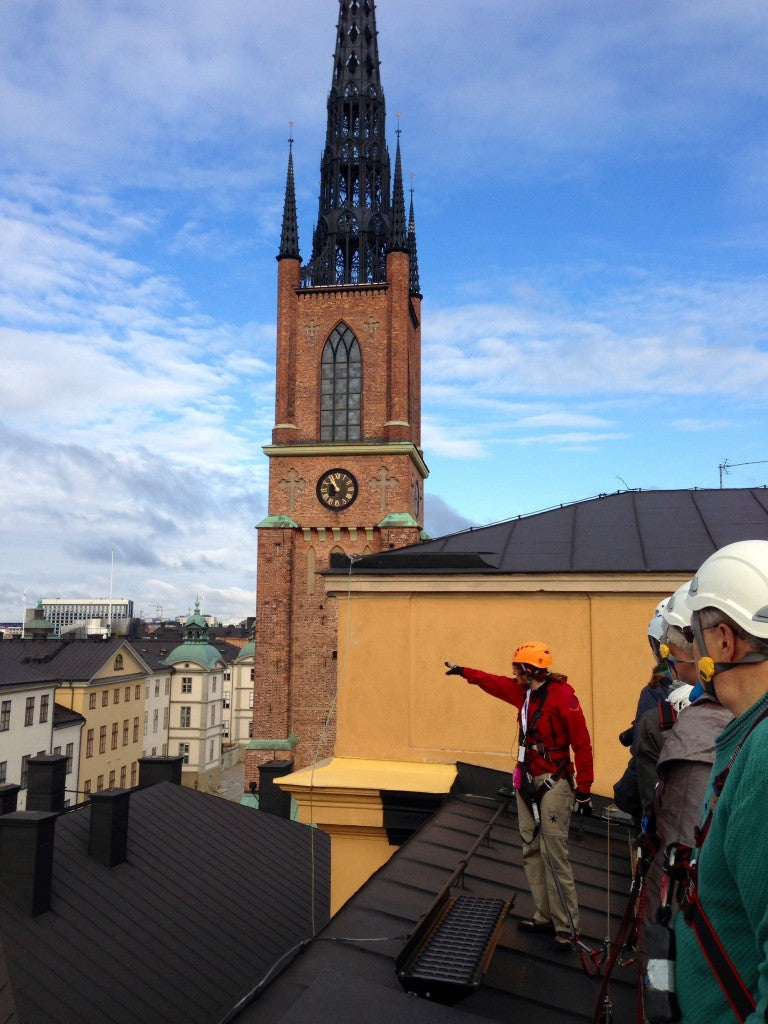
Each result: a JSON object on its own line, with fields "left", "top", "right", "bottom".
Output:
{"left": 463, "top": 667, "right": 594, "bottom": 794}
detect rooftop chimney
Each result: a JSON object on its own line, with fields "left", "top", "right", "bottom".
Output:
{"left": 0, "top": 783, "right": 22, "bottom": 816}
{"left": 89, "top": 789, "right": 131, "bottom": 867}
{"left": 259, "top": 759, "right": 294, "bottom": 819}
{"left": 138, "top": 755, "right": 184, "bottom": 788}
{"left": 0, "top": 811, "right": 57, "bottom": 916}
{"left": 26, "top": 753, "right": 68, "bottom": 813}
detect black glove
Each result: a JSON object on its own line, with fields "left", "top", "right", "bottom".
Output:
{"left": 444, "top": 662, "right": 464, "bottom": 677}
{"left": 574, "top": 792, "right": 593, "bottom": 817}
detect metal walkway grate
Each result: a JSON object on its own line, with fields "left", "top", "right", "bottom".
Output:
{"left": 397, "top": 893, "right": 510, "bottom": 1004}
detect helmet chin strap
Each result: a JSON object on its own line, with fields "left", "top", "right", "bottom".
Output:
{"left": 691, "top": 611, "right": 768, "bottom": 700}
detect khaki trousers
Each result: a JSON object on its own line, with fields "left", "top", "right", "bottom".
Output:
{"left": 516, "top": 774, "right": 580, "bottom": 936}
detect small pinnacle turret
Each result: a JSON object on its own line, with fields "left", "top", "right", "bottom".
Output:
{"left": 388, "top": 131, "right": 407, "bottom": 253}
{"left": 278, "top": 135, "right": 300, "bottom": 261}
{"left": 408, "top": 185, "right": 421, "bottom": 298}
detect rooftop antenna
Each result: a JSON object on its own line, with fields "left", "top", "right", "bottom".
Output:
{"left": 719, "top": 458, "right": 768, "bottom": 488}
{"left": 617, "top": 476, "right": 630, "bottom": 490}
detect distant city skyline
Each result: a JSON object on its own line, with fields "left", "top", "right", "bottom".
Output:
{"left": 2, "top": 1, "right": 768, "bottom": 622}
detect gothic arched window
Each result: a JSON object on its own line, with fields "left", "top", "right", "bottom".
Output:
{"left": 321, "top": 324, "right": 362, "bottom": 441}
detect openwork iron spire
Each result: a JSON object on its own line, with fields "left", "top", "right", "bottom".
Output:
{"left": 302, "top": 0, "right": 392, "bottom": 287}
{"left": 278, "top": 132, "right": 300, "bottom": 261}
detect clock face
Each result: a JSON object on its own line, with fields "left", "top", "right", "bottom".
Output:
{"left": 317, "top": 468, "right": 358, "bottom": 510}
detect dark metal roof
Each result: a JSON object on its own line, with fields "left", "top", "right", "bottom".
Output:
{"left": 242, "top": 765, "right": 637, "bottom": 1024}
{"left": 0, "top": 652, "right": 58, "bottom": 687}
{"left": 0, "top": 782, "right": 330, "bottom": 1024}
{"left": 341, "top": 488, "right": 768, "bottom": 575}
{"left": 0, "top": 638, "right": 138, "bottom": 681}
{"left": 52, "top": 702, "right": 86, "bottom": 728}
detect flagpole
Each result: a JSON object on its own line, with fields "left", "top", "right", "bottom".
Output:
{"left": 108, "top": 549, "right": 115, "bottom": 636}
{"left": 21, "top": 588, "right": 27, "bottom": 640}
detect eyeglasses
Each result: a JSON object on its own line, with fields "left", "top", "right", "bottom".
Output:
{"left": 682, "top": 623, "right": 718, "bottom": 644}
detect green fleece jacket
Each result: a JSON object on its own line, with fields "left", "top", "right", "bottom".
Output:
{"left": 674, "top": 691, "right": 768, "bottom": 1022}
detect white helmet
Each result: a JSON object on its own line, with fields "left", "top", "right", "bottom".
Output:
{"left": 685, "top": 540, "right": 768, "bottom": 640}
{"left": 648, "top": 598, "right": 669, "bottom": 658}
{"left": 663, "top": 581, "right": 692, "bottom": 631}
{"left": 667, "top": 684, "right": 693, "bottom": 714}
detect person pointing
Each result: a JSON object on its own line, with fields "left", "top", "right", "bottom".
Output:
{"left": 445, "top": 641, "right": 593, "bottom": 949}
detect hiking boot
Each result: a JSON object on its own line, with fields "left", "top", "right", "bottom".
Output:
{"left": 517, "top": 918, "right": 555, "bottom": 934}
{"left": 554, "top": 933, "right": 572, "bottom": 951}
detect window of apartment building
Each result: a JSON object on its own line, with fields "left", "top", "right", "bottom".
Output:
{"left": 224, "top": 670, "right": 231, "bottom": 682}
{"left": 143, "top": 710, "right": 148, "bottom": 736}
{"left": 181, "top": 677, "right": 192, "bottom": 693}
{"left": 39, "top": 694, "right": 49, "bottom": 724}
{"left": 135, "top": 684, "right": 141, "bottom": 700}
{"left": 178, "top": 743, "right": 190, "bottom": 764}
{"left": 97, "top": 775, "right": 104, "bottom": 792}
{"left": 113, "top": 688, "right": 119, "bottom": 704}
{"left": 20, "top": 754, "right": 30, "bottom": 789}
{"left": 133, "top": 717, "right": 139, "bottom": 742}
{"left": 89, "top": 693, "right": 97, "bottom": 710}
{"left": 210, "top": 705, "right": 215, "bottom": 726}
{"left": 122, "top": 719, "right": 129, "bottom": 745}
{"left": 99, "top": 725, "right": 107, "bottom": 754}
{"left": 250, "top": 668, "right": 254, "bottom": 681}
{"left": 120, "top": 765, "right": 127, "bottom": 787}
{"left": 84, "top": 779, "right": 91, "bottom": 796}
{"left": 248, "top": 721, "right": 254, "bottom": 738}
{"left": 163, "top": 707, "right": 169, "bottom": 730}
{"left": 86, "top": 729, "right": 94, "bottom": 757}
{"left": 162, "top": 742, "right": 168, "bottom": 756}
{"left": 153, "top": 709, "right": 158, "bottom": 733}
{"left": 0, "top": 761, "right": 6, "bottom": 784}
{"left": 154, "top": 680, "right": 159, "bottom": 697}
{"left": 212, "top": 677, "right": 217, "bottom": 693}
{"left": 108, "top": 770, "right": 115, "bottom": 788}
{"left": 102, "top": 691, "right": 109, "bottom": 707}
{"left": 66, "top": 743, "right": 74, "bottom": 773}
{"left": 222, "top": 721, "right": 230, "bottom": 738}
{"left": 124, "top": 686, "right": 130, "bottom": 702}
{"left": 114, "top": 654, "right": 123, "bottom": 671}
{"left": 223, "top": 690, "right": 231, "bottom": 708}
{"left": 111, "top": 723, "right": 118, "bottom": 750}
{"left": 145, "top": 681, "right": 149, "bottom": 699}
{"left": 24, "top": 697, "right": 35, "bottom": 726}
{"left": 130, "top": 762, "right": 137, "bottom": 786}
{"left": 180, "top": 706, "right": 191, "bottom": 728}
{"left": 248, "top": 691, "right": 254, "bottom": 709}
{"left": 165, "top": 677, "right": 170, "bottom": 694}
{"left": 1, "top": 700, "right": 10, "bottom": 731}
{"left": 209, "top": 740, "right": 214, "bottom": 761}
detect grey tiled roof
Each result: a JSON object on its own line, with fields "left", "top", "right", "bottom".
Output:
{"left": 342, "top": 488, "right": 768, "bottom": 574}
{"left": 0, "top": 782, "right": 330, "bottom": 1024}
{"left": 244, "top": 765, "right": 637, "bottom": 1023}
{"left": 0, "top": 638, "right": 138, "bottom": 681}
{"left": 0, "top": 652, "right": 58, "bottom": 687}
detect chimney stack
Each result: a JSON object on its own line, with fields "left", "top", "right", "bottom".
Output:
{"left": 26, "top": 754, "right": 68, "bottom": 813}
{"left": 0, "top": 811, "right": 57, "bottom": 916}
{"left": 138, "top": 755, "right": 184, "bottom": 789}
{"left": 89, "top": 789, "right": 131, "bottom": 867}
{"left": 0, "top": 783, "right": 22, "bottom": 816}
{"left": 259, "top": 759, "right": 294, "bottom": 819}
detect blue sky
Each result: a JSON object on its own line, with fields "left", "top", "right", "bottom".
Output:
{"left": 1, "top": 0, "right": 768, "bottom": 623}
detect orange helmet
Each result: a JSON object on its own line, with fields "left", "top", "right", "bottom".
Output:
{"left": 512, "top": 641, "right": 552, "bottom": 669}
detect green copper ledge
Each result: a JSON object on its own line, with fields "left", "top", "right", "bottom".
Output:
{"left": 255, "top": 514, "right": 300, "bottom": 529}
{"left": 247, "top": 733, "right": 299, "bottom": 752}
{"left": 377, "top": 512, "right": 421, "bottom": 529}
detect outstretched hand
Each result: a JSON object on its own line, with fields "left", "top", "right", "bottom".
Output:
{"left": 444, "top": 662, "right": 464, "bottom": 677}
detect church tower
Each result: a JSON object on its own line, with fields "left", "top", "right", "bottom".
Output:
{"left": 246, "top": 0, "right": 426, "bottom": 783}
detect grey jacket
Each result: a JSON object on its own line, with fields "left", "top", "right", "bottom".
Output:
{"left": 643, "top": 697, "right": 733, "bottom": 926}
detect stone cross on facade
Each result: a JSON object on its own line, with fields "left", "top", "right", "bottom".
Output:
{"left": 370, "top": 467, "right": 396, "bottom": 512}
{"left": 364, "top": 316, "right": 380, "bottom": 337}
{"left": 280, "top": 468, "right": 305, "bottom": 512}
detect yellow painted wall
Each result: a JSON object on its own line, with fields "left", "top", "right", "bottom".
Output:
{"left": 332, "top": 577, "right": 684, "bottom": 795}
